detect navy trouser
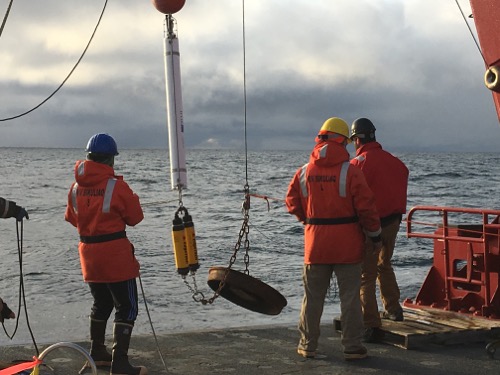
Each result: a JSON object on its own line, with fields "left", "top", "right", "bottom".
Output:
{"left": 89, "top": 279, "right": 139, "bottom": 325}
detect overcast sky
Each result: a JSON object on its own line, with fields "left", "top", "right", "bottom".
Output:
{"left": 1, "top": 0, "right": 499, "bottom": 152}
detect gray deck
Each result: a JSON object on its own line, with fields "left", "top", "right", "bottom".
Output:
{"left": 1, "top": 322, "right": 499, "bottom": 374}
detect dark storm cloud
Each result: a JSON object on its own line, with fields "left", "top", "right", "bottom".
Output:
{"left": 0, "top": 0, "right": 499, "bottom": 151}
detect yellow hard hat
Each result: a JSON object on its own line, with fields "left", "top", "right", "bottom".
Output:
{"left": 318, "top": 117, "right": 351, "bottom": 143}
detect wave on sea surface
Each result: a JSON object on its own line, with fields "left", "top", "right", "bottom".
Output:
{"left": 0, "top": 149, "right": 499, "bottom": 344}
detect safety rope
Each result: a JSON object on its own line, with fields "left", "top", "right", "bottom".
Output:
{"left": 2, "top": 220, "right": 39, "bottom": 356}
{"left": 0, "top": 357, "right": 41, "bottom": 375}
{"left": 138, "top": 275, "right": 170, "bottom": 374}
{"left": 248, "top": 193, "right": 284, "bottom": 211}
{"left": 27, "top": 195, "right": 278, "bottom": 213}
{"left": 0, "top": 0, "right": 108, "bottom": 122}
{"left": 249, "top": 193, "right": 500, "bottom": 240}
{"left": 142, "top": 198, "right": 180, "bottom": 207}
{"left": 15, "top": 198, "right": 180, "bottom": 217}
{"left": 12, "top": 197, "right": 500, "bottom": 240}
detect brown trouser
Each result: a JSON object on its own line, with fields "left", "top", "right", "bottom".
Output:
{"left": 298, "top": 263, "right": 365, "bottom": 353}
{"left": 360, "top": 218, "right": 402, "bottom": 328}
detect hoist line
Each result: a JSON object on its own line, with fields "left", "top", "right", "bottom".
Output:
{"left": 0, "top": 0, "right": 13, "bottom": 38}
{"left": 0, "top": 0, "right": 108, "bottom": 122}
{"left": 182, "top": 0, "right": 253, "bottom": 305}
{"left": 241, "top": 0, "right": 249, "bottom": 186}
{"left": 454, "top": 0, "right": 486, "bottom": 65}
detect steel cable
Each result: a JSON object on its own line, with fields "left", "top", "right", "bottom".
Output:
{"left": 0, "top": 0, "right": 109, "bottom": 122}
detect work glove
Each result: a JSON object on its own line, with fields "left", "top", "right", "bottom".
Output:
{"left": 15, "top": 207, "right": 29, "bottom": 222}
{"left": 0, "top": 299, "right": 15, "bottom": 323}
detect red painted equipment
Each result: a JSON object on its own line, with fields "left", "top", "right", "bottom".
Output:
{"left": 404, "top": 206, "right": 500, "bottom": 319}
{"left": 469, "top": 0, "right": 500, "bottom": 121}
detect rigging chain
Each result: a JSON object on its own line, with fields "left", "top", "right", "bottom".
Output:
{"left": 182, "top": 189, "right": 251, "bottom": 305}
{"left": 181, "top": 0, "right": 251, "bottom": 305}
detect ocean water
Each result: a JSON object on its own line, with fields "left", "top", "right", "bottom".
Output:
{"left": 1, "top": 148, "right": 500, "bottom": 346}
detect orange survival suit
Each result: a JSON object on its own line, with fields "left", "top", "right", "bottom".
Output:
{"left": 350, "top": 142, "right": 408, "bottom": 220}
{"left": 65, "top": 160, "right": 144, "bottom": 283}
{"left": 286, "top": 140, "right": 381, "bottom": 264}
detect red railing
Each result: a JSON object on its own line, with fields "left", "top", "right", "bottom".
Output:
{"left": 405, "top": 206, "right": 500, "bottom": 318}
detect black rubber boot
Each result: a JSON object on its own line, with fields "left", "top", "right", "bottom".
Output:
{"left": 110, "top": 322, "right": 147, "bottom": 375}
{"left": 90, "top": 318, "right": 112, "bottom": 367}
{"left": 79, "top": 318, "right": 112, "bottom": 374}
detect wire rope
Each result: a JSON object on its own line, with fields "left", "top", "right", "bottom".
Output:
{"left": 0, "top": 0, "right": 108, "bottom": 122}
{"left": 454, "top": 0, "right": 486, "bottom": 64}
{"left": 241, "top": 0, "right": 249, "bottom": 185}
{"left": 0, "top": 0, "right": 13, "bottom": 38}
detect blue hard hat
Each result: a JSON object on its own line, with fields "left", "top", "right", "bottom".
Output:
{"left": 85, "top": 133, "right": 119, "bottom": 155}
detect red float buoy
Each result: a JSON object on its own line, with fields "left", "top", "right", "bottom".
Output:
{"left": 151, "top": 0, "right": 185, "bottom": 14}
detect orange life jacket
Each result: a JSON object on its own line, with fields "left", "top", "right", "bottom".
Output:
{"left": 65, "top": 160, "right": 144, "bottom": 282}
{"left": 286, "top": 141, "right": 381, "bottom": 264}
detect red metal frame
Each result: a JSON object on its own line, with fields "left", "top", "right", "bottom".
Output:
{"left": 470, "top": 0, "right": 500, "bottom": 121}
{"left": 405, "top": 206, "right": 500, "bottom": 319}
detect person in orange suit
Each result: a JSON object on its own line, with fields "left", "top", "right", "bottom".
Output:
{"left": 286, "top": 117, "right": 382, "bottom": 361}
{"left": 350, "top": 118, "right": 409, "bottom": 343}
{"left": 65, "top": 134, "right": 147, "bottom": 375}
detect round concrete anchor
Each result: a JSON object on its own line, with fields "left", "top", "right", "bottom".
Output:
{"left": 207, "top": 266, "right": 287, "bottom": 315}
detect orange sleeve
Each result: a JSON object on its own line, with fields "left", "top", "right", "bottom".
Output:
{"left": 115, "top": 181, "right": 144, "bottom": 227}
{"left": 64, "top": 183, "right": 77, "bottom": 228}
{"left": 348, "top": 166, "right": 381, "bottom": 236}
{"left": 285, "top": 168, "right": 306, "bottom": 223}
